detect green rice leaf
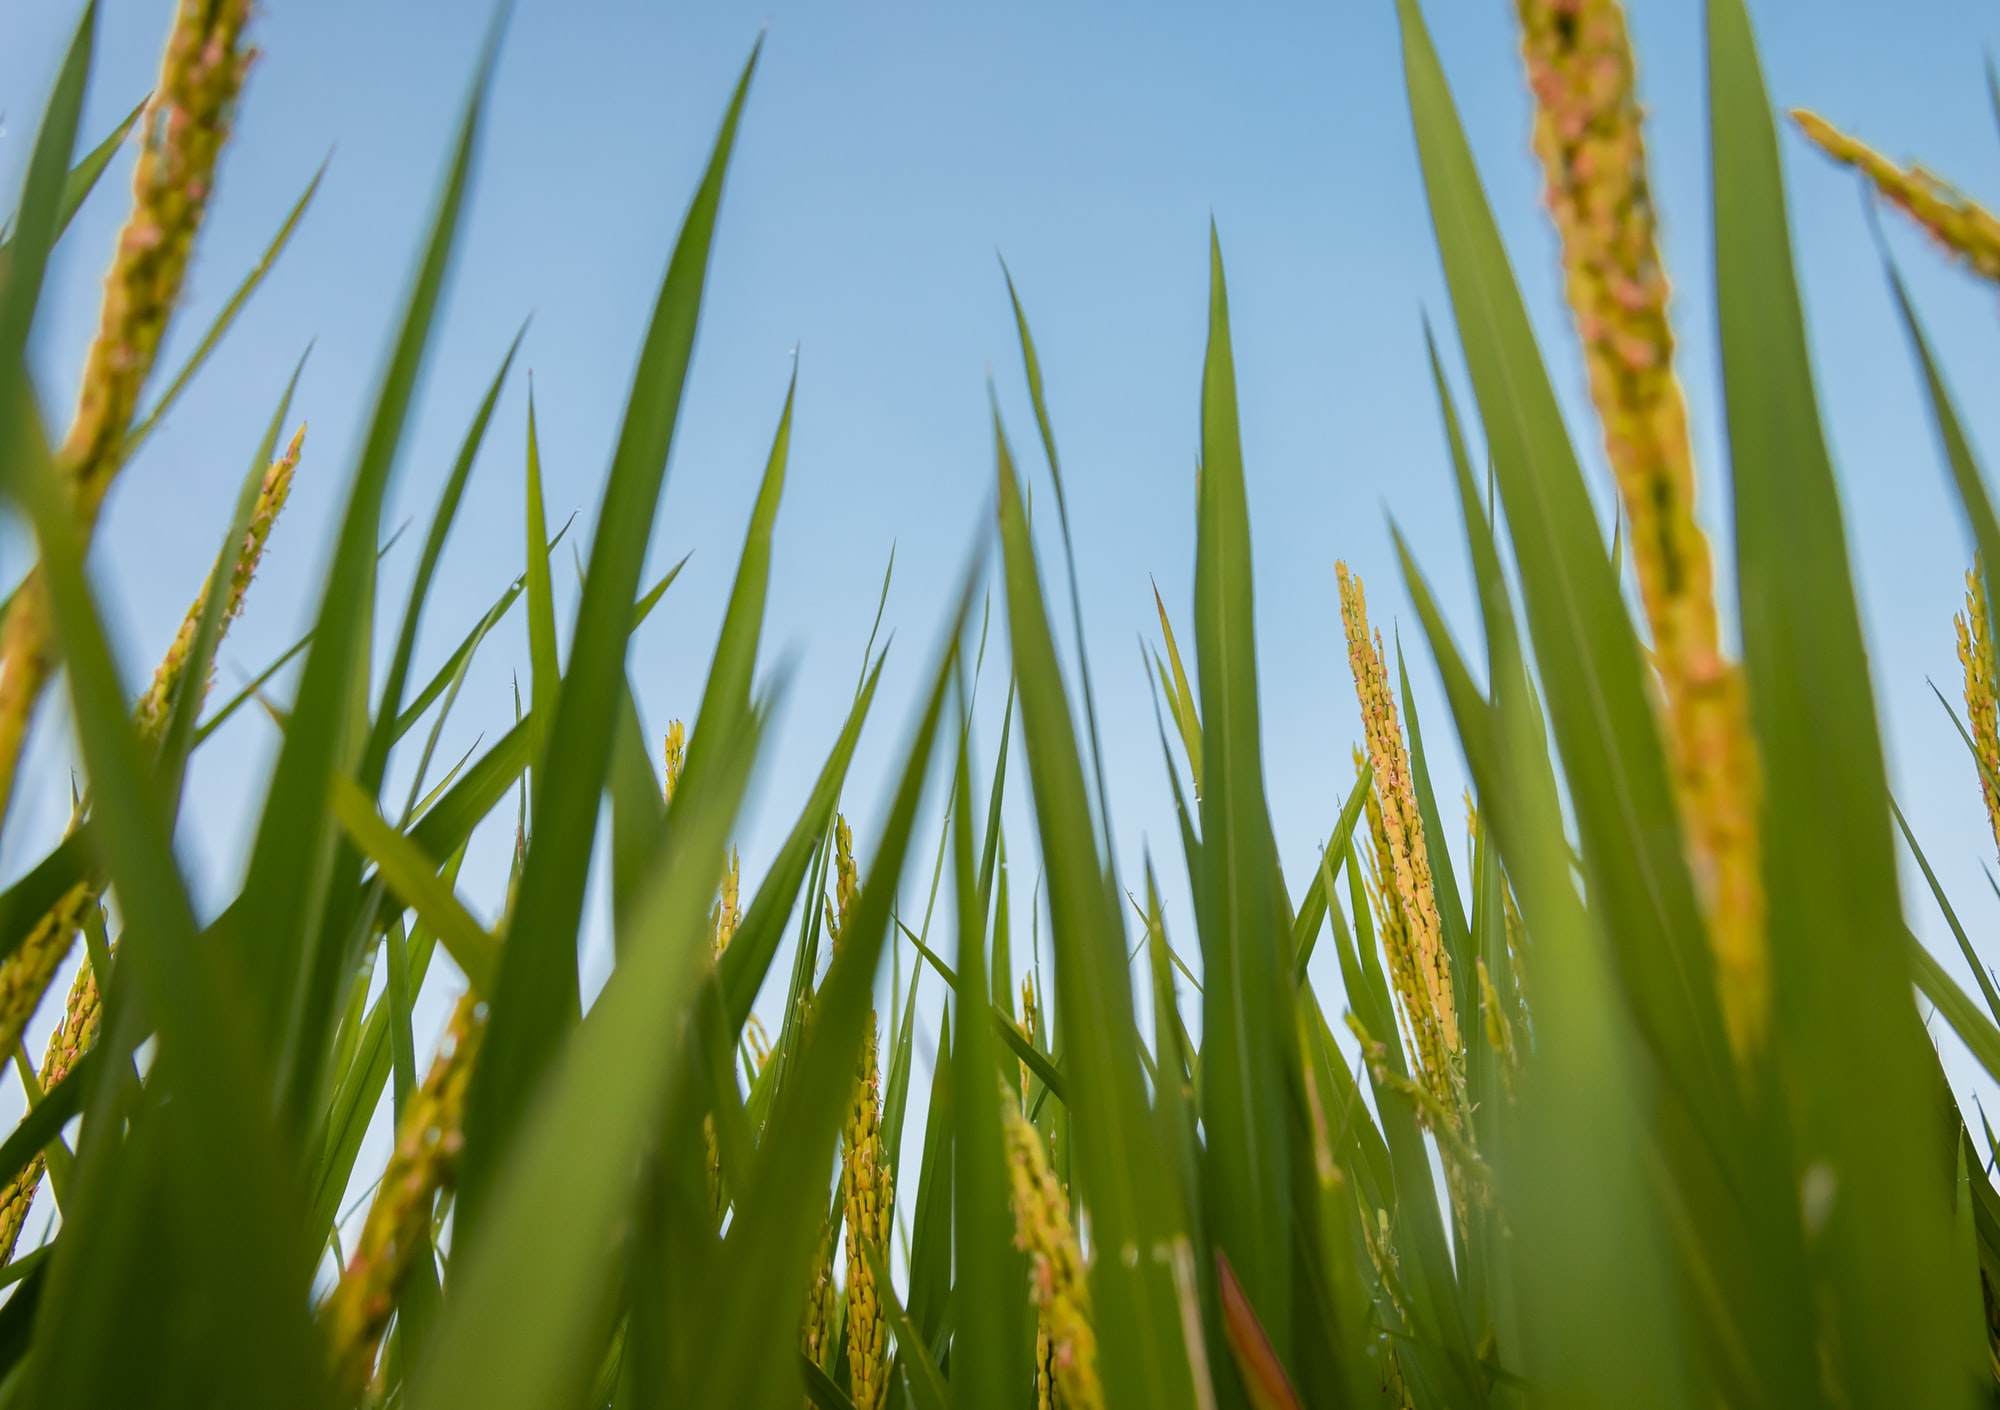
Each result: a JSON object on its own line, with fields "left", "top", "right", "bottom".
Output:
{"left": 125, "top": 161, "right": 324, "bottom": 457}
{"left": 1710, "top": 0, "right": 1970, "bottom": 1399}
{"left": 458, "top": 46, "right": 760, "bottom": 1239}
{"left": 951, "top": 710, "right": 1028, "bottom": 1410}
{"left": 685, "top": 566, "right": 968, "bottom": 1408}
{"left": 365, "top": 327, "right": 524, "bottom": 791}
{"left": 328, "top": 775, "right": 500, "bottom": 994}
{"left": 154, "top": 350, "right": 308, "bottom": 810}
{"left": 407, "top": 697, "right": 763, "bottom": 1410}
{"left": 997, "top": 400, "right": 1202, "bottom": 1409}
{"left": 524, "top": 388, "right": 561, "bottom": 799}
{"left": 1400, "top": 0, "right": 1731, "bottom": 1136}
{"left": 1191, "top": 228, "right": 1293, "bottom": 1370}
{"left": 232, "top": 29, "right": 492, "bottom": 1141}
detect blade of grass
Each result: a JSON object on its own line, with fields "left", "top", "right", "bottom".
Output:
{"left": 408, "top": 693, "right": 764, "bottom": 1410}
{"left": 124, "top": 162, "right": 324, "bottom": 456}
{"left": 458, "top": 45, "right": 760, "bottom": 1239}
{"left": 1893, "top": 797, "right": 2000, "bottom": 1023}
{"left": 364, "top": 327, "right": 524, "bottom": 793}
{"left": 1710, "top": 1, "right": 1969, "bottom": 1399}
{"left": 951, "top": 708, "right": 1028, "bottom": 1410}
{"left": 1192, "top": 228, "right": 1293, "bottom": 1369}
{"left": 232, "top": 28, "right": 495, "bottom": 1142}
{"left": 997, "top": 400, "right": 1202, "bottom": 1409}
{"left": 155, "top": 350, "right": 308, "bottom": 810}
{"left": 328, "top": 775, "right": 500, "bottom": 994}
{"left": 685, "top": 564, "right": 969, "bottom": 1408}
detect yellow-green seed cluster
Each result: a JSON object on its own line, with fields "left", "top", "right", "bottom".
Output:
{"left": 1338, "top": 566, "right": 1461, "bottom": 1114}
{"left": 1794, "top": 109, "right": 2000, "bottom": 289}
{"left": 322, "top": 992, "right": 486, "bottom": 1397}
{"left": 0, "top": 425, "right": 305, "bottom": 1262}
{"left": 133, "top": 423, "right": 304, "bottom": 742}
{"left": 842, "top": 1013, "right": 892, "bottom": 1410}
{"left": 0, "top": 0, "right": 259, "bottom": 822}
{"left": 0, "top": 944, "right": 105, "bottom": 1262}
{"left": 1001, "top": 1082, "right": 1101, "bottom": 1410}
{"left": 1959, "top": 567, "right": 2000, "bottom": 867}
{"left": 663, "top": 719, "right": 687, "bottom": 803}
{"left": 1515, "top": 0, "right": 1767, "bottom": 1065}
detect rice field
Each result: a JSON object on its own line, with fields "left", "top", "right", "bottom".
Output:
{"left": 2, "top": 0, "right": 2000, "bottom": 1406}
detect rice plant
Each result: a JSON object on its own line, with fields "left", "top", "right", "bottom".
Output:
{"left": 3, "top": 0, "right": 2000, "bottom": 1406}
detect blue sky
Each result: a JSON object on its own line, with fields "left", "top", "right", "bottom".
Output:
{"left": 5, "top": 0, "right": 2000, "bottom": 1225}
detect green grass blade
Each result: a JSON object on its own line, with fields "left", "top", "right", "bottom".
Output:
{"left": 1288, "top": 765, "right": 1371, "bottom": 976}
{"left": 1893, "top": 798, "right": 2000, "bottom": 1023}
{"left": 365, "top": 328, "right": 524, "bottom": 790}
{"left": 686, "top": 572, "right": 967, "bottom": 1408}
{"left": 408, "top": 698, "right": 763, "bottom": 1410}
{"left": 329, "top": 775, "right": 500, "bottom": 993}
{"left": 904, "top": 1010, "right": 955, "bottom": 1350}
{"left": 951, "top": 712, "right": 1027, "bottom": 1410}
{"left": 124, "top": 161, "right": 325, "bottom": 457}
{"left": 687, "top": 369, "right": 793, "bottom": 770}
{"left": 0, "top": 3, "right": 89, "bottom": 374}
{"left": 1397, "top": 525, "right": 1688, "bottom": 1410}
{"left": 232, "top": 33, "right": 493, "bottom": 1141}
{"left": 524, "top": 388, "right": 561, "bottom": 799}
{"left": 1400, "top": 0, "right": 1731, "bottom": 1134}
{"left": 997, "top": 402, "right": 1202, "bottom": 1409}
{"left": 1002, "top": 267, "right": 1117, "bottom": 851}
{"left": 155, "top": 350, "right": 308, "bottom": 809}
{"left": 1881, "top": 256, "right": 2000, "bottom": 641}
{"left": 53, "top": 96, "right": 142, "bottom": 242}
{"left": 1192, "top": 228, "right": 1293, "bottom": 1370}
{"left": 1913, "top": 938, "right": 2000, "bottom": 1087}
{"left": 458, "top": 46, "right": 759, "bottom": 1238}
{"left": 4, "top": 294, "right": 327, "bottom": 1410}
{"left": 1709, "top": 1, "right": 1971, "bottom": 1399}
{"left": 720, "top": 653, "right": 885, "bottom": 1030}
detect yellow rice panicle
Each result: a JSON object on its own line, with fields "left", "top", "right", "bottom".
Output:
{"left": 0, "top": 939, "right": 106, "bottom": 1262}
{"left": 0, "top": 0, "right": 259, "bottom": 821}
{"left": 1337, "top": 567, "right": 1463, "bottom": 1107}
{"left": 711, "top": 847, "right": 742, "bottom": 958}
{"left": 1793, "top": 109, "right": 2000, "bottom": 288}
{"left": 0, "top": 426, "right": 305, "bottom": 1177}
{"left": 801, "top": 1216, "right": 839, "bottom": 1400}
{"left": 823, "top": 812, "right": 891, "bottom": 1409}
{"left": 1514, "top": 0, "right": 1767, "bottom": 1062}
{"left": 1958, "top": 565, "right": 2000, "bottom": 865}
{"left": 322, "top": 991, "right": 485, "bottom": 1398}
{"left": 1001, "top": 1079, "right": 1102, "bottom": 1410}
{"left": 133, "top": 423, "right": 304, "bottom": 742}
{"left": 842, "top": 1012, "right": 892, "bottom": 1410}
{"left": 662, "top": 719, "right": 687, "bottom": 804}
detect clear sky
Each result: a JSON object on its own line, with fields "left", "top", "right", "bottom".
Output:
{"left": 5, "top": 0, "right": 2000, "bottom": 1230}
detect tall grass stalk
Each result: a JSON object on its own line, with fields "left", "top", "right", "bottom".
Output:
{"left": 1, "top": 2, "right": 1998, "bottom": 1407}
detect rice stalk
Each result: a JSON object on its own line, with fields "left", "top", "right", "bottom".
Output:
{"left": 0, "top": 926, "right": 105, "bottom": 1262}
{"left": 705, "top": 843, "right": 742, "bottom": 1216}
{"left": 320, "top": 989, "right": 485, "bottom": 1398}
{"left": 1514, "top": 0, "right": 1767, "bottom": 1062}
{"left": 663, "top": 719, "right": 687, "bottom": 803}
{"left": 0, "top": 0, "right": 258, "bottom": 823}
{"left": 0, "top": 425, "right": 303, "bottom": 1093}
{"left": 1336, "top": 565, "right": 1462, "bottom": 1112}
{"left": 824, "top": 814, "right": 891, "bottom": 1410}
{"left": 1001, "top": 1077, "right": 1100, "bottom": 1410}
{"left": 1956, "top": 563, "right": 2000, "bottom": 864}
{"left": 1793, "top": 109, "right": 2000, "bottom": 288}
{"left": 800, "top": 1216, "right": 839, "bottom": 1391}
